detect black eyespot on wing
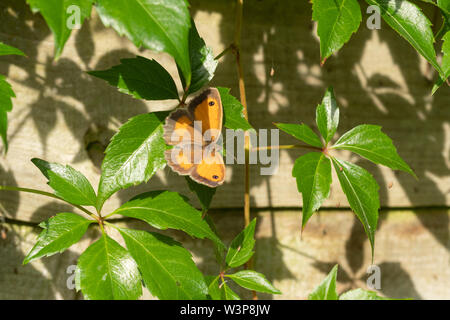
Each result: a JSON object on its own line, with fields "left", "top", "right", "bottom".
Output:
{"left": 212, "top": 175, "right": 219, "bottom": 180}
{"left": 208, "top": 101, "right": 215, "bottom": 106}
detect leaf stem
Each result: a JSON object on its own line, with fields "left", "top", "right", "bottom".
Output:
{"left": 214, "top": 44, "right": 234, "bottom": 60}
{"left": 0, "top": 185, "right": 98, "bottom": 220}
{"left": 252, "top": 144, "right": 322, "bottom": 152}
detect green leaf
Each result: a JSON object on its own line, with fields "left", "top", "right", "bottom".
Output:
{"left": 436, "top": 0, "right": 450, "bottom": 39}
{"left": 113, "top": 191, "right": 224, "bottom": 248}
{"left": 76, "top": 233, "right": 142, "bottom": 300}
{"left": 226, "top": 218, "right": 256, "bottom": 268}
{"left": 95, "top": 0, "right": 191, "bottom": 85}
{"left": 0, "top": 75, "right": 15, "bottom": 151}
{"left": 88, "top": 56, "right": 179, "bottom": 100}
{"left": 432, "top": 31, "right": 450, "bottom": 94}
{"left": 97, "top": 112, "right": 168, "bottom": 211}
{"left": 316, "top": 86, "right": 339, "bottom": 144}
{"left": 218, "top": 87, "right": 253, "bottom": 131}
{"left": 226, "top": 270, "right": 281, "bottom": 295}
{"left": 185, "top": 176, "right": 216, "bottom": 211}
{"left": 332, "top": 158, "right": 379, "bottom": 253}
{"left": 292, "top": 152, "right": 332, "bottom": 228}
{"left": 206, "top": 276, "right": 240, "bottom": 300}
{"left": 26, "top": 0, "right": 92, "bottom": 59}
{"left": 23, "top": 213, "right": 94, "bottom": 264}
{"left": 274, "top": 123, "right": 323, "bottom": 148}
{"left": 118, "top": 228, "right": 208, "bottom": 300}
{"left": 332, "top": 124, "right": 416, "bottom": 177}
{"left": 206, "top": 276, "right": 222, "bottom": 300}
{"left": 312, "top": 0, "right": 362, "bottom": 62}
{"left": 222, "top": 282, "right": 241, "bottom": 300}
{"left": 365, "top": 0, "right": 442, "bottom": 74}
{"left": 178, "top": 19, "right": 218, "bottom": 94}
{"left": 0, "top": 42, "right": 25, "bottom": 56}
{"left": 308, "top": 264, "right": 338, "bottom": 300}
{"left": 339, "top": 288, "right": 389, "bottom": 300}
{"left": 32, "top": 158, "right": 97, "bottom": 207}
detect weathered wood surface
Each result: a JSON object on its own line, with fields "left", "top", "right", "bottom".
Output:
{"left": 0, "top": 0, "right": 448, "bottom": 223}
{"left": 1, "top": 209, "right": 448, "bottom": 300}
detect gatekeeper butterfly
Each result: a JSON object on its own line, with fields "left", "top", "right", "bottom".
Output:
{"left": 163, "top": 87, "right": 225, "bottom": 187}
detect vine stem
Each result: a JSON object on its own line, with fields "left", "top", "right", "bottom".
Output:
{"left": 252, "top": 144, "right": 322, "bottom": 152}
{"left": 233, "top": 0, "right": 257, "bottom": 300}
{"left": 0, "top": 185, "right": 99, "bottom": 221}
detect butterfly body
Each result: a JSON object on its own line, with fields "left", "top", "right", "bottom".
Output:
{"left": 163, "top": 88, "right": 225, "bottom": 188}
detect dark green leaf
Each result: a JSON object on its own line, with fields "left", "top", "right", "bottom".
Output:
{"left": 0, "top": 42, "right": 25, "bottom": 56}
{"left": 113, "top": 191, "right": 224, "bottom": 248}
{"left": 432, "top": 31, "right": 450, "bottom": 94}
{"left": 292, "top": 152, "right": 332, "bottom": 228}
{"left": 332, "top": 158, "right": 379, "bottom": 253}
{"left": 178, "top": 19, "right": 218, "bottom": 94}
{"left": 339, "top": 288, "right": 389, "bottom": 300}
{"left": 23, "top": 213, "right": 94, "bottom": 264}
{"left": 185, "top": 176, "right": 216, "bottom": 211}
{"left": 333, "top": 124, "right": 416, "bottom": 177}
{"left": 26, "top": 0, "right": 92, "bottom": 59}
{"left": 32, "top": 158, "right": 97, "bottom": 207}
{"left": 308, "top": 264, "right": 338, "bottom": 300}
{"left": 274, "top": 123, "right": 323, "bottom": 148}
{"left": 97, "top": 112, "right": 168, "bottom": 211}
{"left": 76, "top": 233, "right": 142, "bottom": 300}
{"left": 226, "top": 270, "right": 281, "bottom": 294}
{"left": 226, "top": 218, "right": 256, "bottom": 268}
{"left": 316, "top": 86, "right": 339, "bottom": 144}
{"left": 95, "top": 0, "right": 191, "bottom": 85}
{"left": 312, "top": 0, "right": 362, "bottom": 62}
{"left": 218, "top": 87, "right": 253, "bottom": 131}
{"left": 118, "top": 228, "right": 208, "bottom": 300}
{"left": 436, "top": 0, "right": 450, "bottom": 39}
{"left": 88, "top": 56, "right": 179, "bottom": 100}
{"left": 365, "top": 0, "right": 442, "bottom": 74}
{"left": 0, "top": 75, "right": 15, "bottom": 150}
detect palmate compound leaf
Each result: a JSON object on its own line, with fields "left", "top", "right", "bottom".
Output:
{"left": 112, "top": 191, "right": 224, "bottom": 249}
{"left": 225, "top": 218, "right": 256, "bottom": 268}
{"left": 178, "top": 19, "right": 218, "bottom": 95}
{"left": 26, "top": 0, "right": 92, "bottom": 59}
{"left": 95, "top": 0, "right": 192, "bottom": 85}
{"left": 76, "top": 232, "right": 142, "bottom": 300}
{"left": 96, "top": 112, "right": 169, "bottom": 211}
{"left": 308, "top": 264, "right": 338, "bottom": 300}
{"left": 23, "top": 213, "right": 94, "bottom": 264}
{"left": 274, "top": 123, "right": 323, "bottom": 148}
{"left": 32, "top": 158, "right": 97, "bottom": 207}
{"left": 316, "top": 86, "right": 339, "bottom": 144}
{"left": 292, "top": 152, "right": 332, "bottom": 229}
{"left": 312, "top": 0, "right": 362, "bottom": 62}
{"left": 332, "top": 124, "right": 416, "bottom": 178}
{"left": 118, "top": 228, "right": 208, "bottom": 300}
{"left": 0, "top": 42, "right": 25, "bottom": 56}
{"left": 226, "top": 270, "right": 281, "bottom": 295}
{"left": 332, "top": 157, "right": 379, "bottom": 254}
{"left": 365, "top": 0, "right": 442, "bottom": 75}
{"left": 0, "top": 75, "right": 15, "bottom": 150}
{"left": 88, "top": 56, "right": 180, "bottom": 100}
